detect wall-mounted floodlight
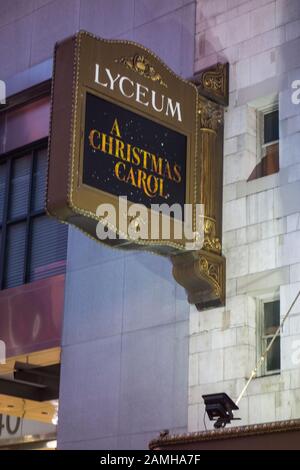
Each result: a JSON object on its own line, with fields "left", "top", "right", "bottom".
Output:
{"left": 202, "top": 393, "right": 240, "bottom": 429}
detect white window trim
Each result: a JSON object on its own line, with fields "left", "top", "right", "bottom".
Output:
{"left": 256, "top": 293, "right": 281, "bottom": 377}
{"left": 256, "top": 103, "right": 279, "bottom": 165}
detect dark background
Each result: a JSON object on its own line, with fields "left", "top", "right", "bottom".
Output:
{"left": 83, "top": 92, "right": 187, "bottom": 210}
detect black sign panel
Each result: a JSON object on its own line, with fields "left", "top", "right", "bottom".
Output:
{"left": 83, "top": 92, "right": 187, "bottom": 210}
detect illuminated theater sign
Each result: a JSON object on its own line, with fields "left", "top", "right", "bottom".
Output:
{"left": 47, "top": 31, "right": 228, "bottom": 309}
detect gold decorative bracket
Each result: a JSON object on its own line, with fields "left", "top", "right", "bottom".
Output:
{"left": 193, "top": 62, "right": 229, "bottom": 106}
{"left": 171, "top": 64, "right": 228, "bottom": 310}
{"left": 172, "top": 249, "right": 225, "bottom": 310}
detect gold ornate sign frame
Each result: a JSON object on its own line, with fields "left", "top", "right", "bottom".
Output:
{"left": 47, "top": 30, "right": 200, "bottom": 253}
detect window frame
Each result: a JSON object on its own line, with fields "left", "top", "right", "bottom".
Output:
{"left": 256, "top": 102, "right": 279, "bottom": 165}
{"left": 256, "top": 294, "right": 281, "bottom": 377}
{"left": 0, "top": 137, "right": 49, "bottom": 289}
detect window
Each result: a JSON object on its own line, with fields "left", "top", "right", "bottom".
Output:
{"left": 264, "top": 109, "right": 279, "bottom": 145}
{"left": 248, "top": 104, "right": 279, "bottom": 181}
{"left": 0, "top": 140, "right": 68, "bottom": 290}
{"left": 258, "top": 298, "right": 281, "bottom": 375}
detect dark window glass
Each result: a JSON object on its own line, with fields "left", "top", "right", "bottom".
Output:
{"left": 263, "top": 300, "right": 280, "bottom": 374}
{"left": 29, "top": 216, "right": 67, "bottom": 282}
{"left": 3, "top": 223, "right": 27, "bottom": 288}
{"left": 266, "top": 336, "right": 281, "bottom": 372}
{"left": 264, "top": 300, "right": 280, "bottom": 335}
{"left": 264, "top": 110, "right": 279, "bottom": 144}
{"left": 0, "top": 141, "right": 68, "bottom": 290}
{"left": 0, "top": 163, "right": 6, "bottom": 222}
{"left": 8, "top": 155, "right": 31, "bottom": 219}
{"left": 32, "top": 148, "right": 47, "bottom": 212}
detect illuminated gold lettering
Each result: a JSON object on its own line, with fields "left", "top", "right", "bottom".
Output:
{"left": 88, "top": 119, "right": 183, "bottom": 198}
{"left": 89, "top": 129, "right": 101, "bottom": 150}
{"left": 115, "top": 138, "right": 125, "bottom": 160}
{"left": 164, "top": 161, "right": 173, "bottom": 181}
{"left": 132, "top": 147, "right": 141, "bottom": 166}
{"left": 101, "top": 132, "right": 114, "bottom": 155}
{"left": 150, "top": 154, "right": 163, "bottom": 176}
{"left": 159, "top": 177, "right": 167, "bottom": 198}
{"left": 126, "top": 143, "right": 132, "bottom": 162}
{"left": 110, "top": 118, "right": 121, "bottom": 137}
{"left": 114, "top": 161, "right": 126, "bottom": 181}
{"left": 138, "top": 169, "right": 148, "bottom": 195}
{"left": 141, "top": 150, "right": 150, "bottom": 170}
{"left": 173, "top": 163, "right": 182, "bottom": 183}
{"left": 126, "top": 166, "right": 137, "bottom": 187}
{"left": 147, "top": 174, "right": 158, "bottom": 197}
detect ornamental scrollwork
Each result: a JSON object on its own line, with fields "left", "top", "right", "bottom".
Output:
{"left": 195, "top": 63, "right": 229, "bottom": 105}
{"left": 202, "top": 218, "right": 222, "bottom": 254}
{"left": 199, "top": 255, "right": 221, "bottom": 297}
{"left": 201, "top": 63, "right": 226, "bottom": 94}
{"left": 115, "top": 54, "right": 167, "bottom": 88}
{"left": 198, "top": 100, "right": 223, "bottom": 131}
